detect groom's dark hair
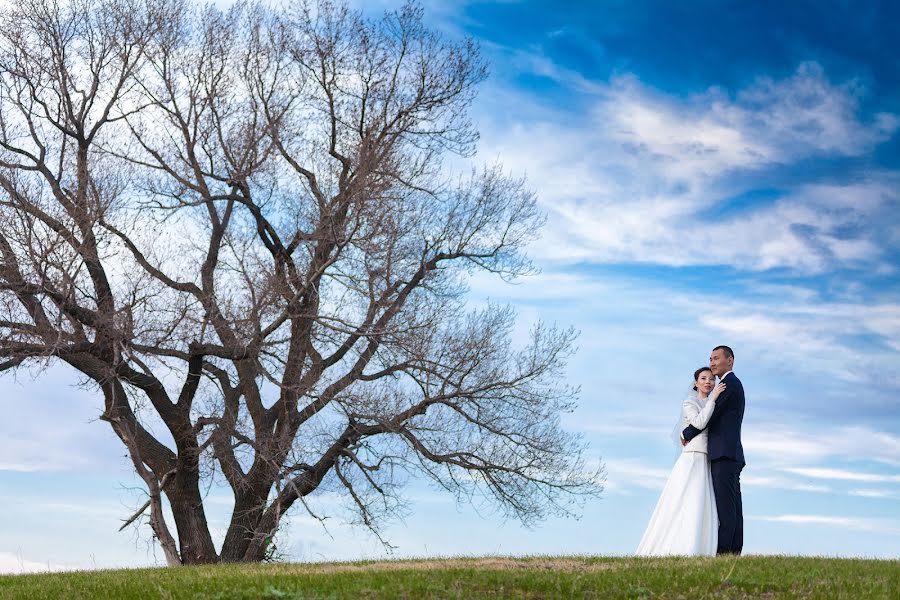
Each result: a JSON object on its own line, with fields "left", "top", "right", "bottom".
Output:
{"left": 713, "top": 345, "right": 734, "bottom": 360}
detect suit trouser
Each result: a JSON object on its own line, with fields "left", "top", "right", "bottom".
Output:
{"left": 711, "top": 458, "right": 744, "bottom": 555}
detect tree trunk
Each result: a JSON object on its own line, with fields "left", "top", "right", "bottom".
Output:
{"left": 219, "top": 495, "right": 262, "bottom": 562}
{"left": 167, "top": 482, "right": 218, "bottom": 564}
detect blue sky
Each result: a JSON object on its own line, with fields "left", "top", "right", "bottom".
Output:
{"left": 2, "top": 0, "right": 899, "bottom": 572}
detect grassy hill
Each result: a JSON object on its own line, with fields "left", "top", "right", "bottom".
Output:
{"left": 1, "top": 555, "right": 897, "bottom": 599}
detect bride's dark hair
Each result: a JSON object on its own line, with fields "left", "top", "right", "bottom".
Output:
{"left": 693, "top": 366, "right": 713, "bottom": 391}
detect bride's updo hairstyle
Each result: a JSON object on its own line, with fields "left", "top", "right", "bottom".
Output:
{"left": 693, "top": 366, "right": 713, "bottom": 391}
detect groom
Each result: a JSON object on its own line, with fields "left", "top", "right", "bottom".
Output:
{"left": 682, "top": 345, "right": 745, "bottom": 555}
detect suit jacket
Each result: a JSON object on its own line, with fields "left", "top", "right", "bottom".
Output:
{"left": 682, "top": 372, "right": 745, "bottom": 464}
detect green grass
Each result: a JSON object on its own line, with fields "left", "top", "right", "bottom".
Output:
{"left": 1, "top": 555, "right": 897, "bottom": 599}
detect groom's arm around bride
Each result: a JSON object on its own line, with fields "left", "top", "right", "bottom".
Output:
{"left": 682, "top": 371, "right": 744, "bottom": 465}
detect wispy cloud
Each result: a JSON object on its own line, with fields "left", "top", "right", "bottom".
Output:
{"left": 742, "top": 476, "right": 831, "bottom": 494}
{"left": 0, "top": 497, "right": 130, "bottom": 521}
{"left": 579, "top": 418, "right": 900, "bottom": 472}
{"left": 0, "top": 369, "right": 122, "bottom": 474}
{"left": 472, "top": 265, "right": 900, "bottom": 413}
{"left": 477, "top": 61, "right": 899, "bottom": 273}
{"left": 0, "top": 551, "right": 75, "bottom": 575}
{"left": 749, "top": 514, "right": 900, "bottom": 535}
{"left": 848, "top": 489, "right": 899, "bottom": 499}
{"left": 603, "top": 62, "right": 898, "bottom": 172}
{"left": 603, "top": 458, "right": 671, "bottom": 494}
{"left": 781, "top": 467, "right": 900, "bottom": 483}
{"left": 744, "top": 425, "right": 900, "bottom": 467}
{"left": 601, "top": 457, "right": 900, "bottom": 498}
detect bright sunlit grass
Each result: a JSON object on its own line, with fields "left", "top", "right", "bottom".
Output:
{"left": 1, "top": 555, "right": 898, "bottom": 599}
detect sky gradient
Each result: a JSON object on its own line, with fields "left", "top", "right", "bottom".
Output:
{"left": 2, "top": 0, "right": 899, "bottom": 572}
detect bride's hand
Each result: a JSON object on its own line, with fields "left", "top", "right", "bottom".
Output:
{"left": 710, "top": 382, "right": 726, "bottom": 401}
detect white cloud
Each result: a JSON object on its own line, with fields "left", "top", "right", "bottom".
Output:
{"left": 601, "top": 456, "right": 900, "bottom": 498}
{"left": 848, "top": 489, "right": 898, "bottom": 499}
{"left": 781, "top": 467, "right": 900, "bottom": 483}
{"left": 473, "top": 261, "right": 900, "bottom": 401}
{"left": 476, "top": 62, "right": 899, "bottom": 273}
{"left": 606, "top": 419, "right": 900, "bottom": 473}
{"left": 4, "top": 498, "right": 129, "bottom": 521}
{"left": 595, "top": 426, "right": 900, "bottom": 497}
{"left": 602, "top": 77, "right": 770, "bottom": 179}
{"left": 0, "top": 369, "right": 125, "bottom": 474}
{"left": 699, "top": 303, "right": 900, "bottom": 390}
{"left": 741, "top": 475, "right": 831, "bottom": 494}
{"left": 743, "top": 424, "right": 900, "bottom": 468}
{"left": 0, "top": 551, "right": 75, "bottom": 575}
{"left": 741, "top": 428, "right": 833, "bottom": 463}
{"left": 578, "top": 422, "right": 674, "bottom": 437}
{"left": 706, "top": 62, "right": 897, "bottom": 161}
{"left": 603, "top": 458, "right": 671, "bottom": 494}
{"left": 749, "top": 514, "right": 900, "bottom": 535}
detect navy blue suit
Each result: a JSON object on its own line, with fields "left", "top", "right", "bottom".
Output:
{"left": 682, "top": 371, "right": 745, "bottom": 554}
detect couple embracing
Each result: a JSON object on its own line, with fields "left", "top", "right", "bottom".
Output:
{"left": 636, "top": 345, "right": 745, "bottom": 556}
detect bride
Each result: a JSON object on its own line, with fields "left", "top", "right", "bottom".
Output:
{"left": 636, "top": 367, "right": 725, "bottom": 556}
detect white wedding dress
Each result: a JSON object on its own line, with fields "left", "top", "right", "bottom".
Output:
{"left": 635, "top": 391, "right": 718, "bottom": 556}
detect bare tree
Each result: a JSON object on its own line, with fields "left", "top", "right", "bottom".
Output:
{"left": 0, "top": 0, "right": 602, "bottom": 565}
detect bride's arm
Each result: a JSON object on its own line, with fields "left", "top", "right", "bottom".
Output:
{"left": 683, "top": 395, "right": 716, "bottom": 430}
{"left": 682, "top": 382, "right": 726, "bottom": 440}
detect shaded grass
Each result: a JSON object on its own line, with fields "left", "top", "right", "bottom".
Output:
{"left": 1, "top": 555, "right": 897, "bottom": 599}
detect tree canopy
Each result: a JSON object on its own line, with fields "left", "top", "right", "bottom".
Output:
{"left": 0, "top": 0, "right": 601, "bottom": 564}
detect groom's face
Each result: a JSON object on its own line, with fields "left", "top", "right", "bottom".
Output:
{"left": 709, "top": 348, "right": 733, "bottom": 376}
